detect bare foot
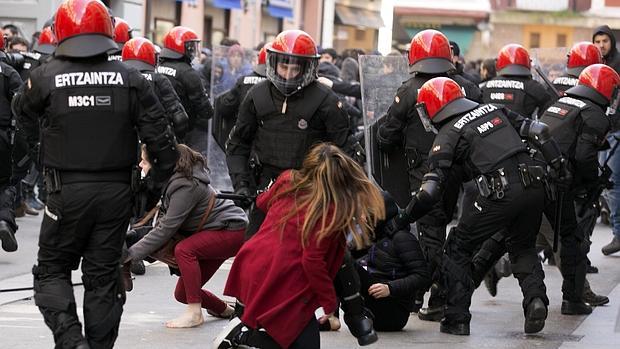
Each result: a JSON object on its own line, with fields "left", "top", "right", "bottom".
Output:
{"left": 165, "top": 308, "right": 204, "bottom": 328}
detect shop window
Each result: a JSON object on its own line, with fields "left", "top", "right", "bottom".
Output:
{"left": 557, "top": 34, "right": 567, "bottom": 47}
{"left": 530, "top": 32, "right": 541, "bottom": 48}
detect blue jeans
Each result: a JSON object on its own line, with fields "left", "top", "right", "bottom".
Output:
{"left": 603, "top": 131, "right": 620, "bottom": 239}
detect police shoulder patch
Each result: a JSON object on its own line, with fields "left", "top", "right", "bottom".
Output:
{"left": 395, "top": 96, "right": 400, "bottom": 104}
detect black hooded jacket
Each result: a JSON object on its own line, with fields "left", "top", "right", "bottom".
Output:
{"left": 593, "top": 25, "right": 620, "bottom": 74}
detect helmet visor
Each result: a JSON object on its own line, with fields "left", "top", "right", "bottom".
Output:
{"left": 266, "top": 52, "right": 318, "bottom": 96}
{"left": 415, "top": 102, "right": 438, "bottom": 134}
{"left": 608, "top": 86, "right": 620, "bottom": 116}
{"left": 184, "top": 40, "right": 201, "bottom": 62}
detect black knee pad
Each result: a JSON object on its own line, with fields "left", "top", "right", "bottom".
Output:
{"left": 82, "top": 269, "right": 125, "bottom": 341}
{"left": 32, "top": 264, "right": 75, "bottom": 312}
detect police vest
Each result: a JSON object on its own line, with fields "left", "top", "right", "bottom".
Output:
{"left": 481, "top": 77, "right": 530, "bottom": 116}
{"left": 552, "top": 75, "right": 578, "bottom": 94}
{"left": 252, "top": 82, "right": 329, "bottom": 170}
{"left": 0, "top": 63, "right": 13, "bottom": 126}
{"left": 43, "top": 60, "right": 138, "bottom": 171}
{"left": 158, "top": 60, "right": 195, "bottom": 120}
{"left": 540, "top": 96, "right": 586, "bottom": 158}
{"left": 19, "top": 52, "right": 43, "bottom": 81}
{"left": 446, "top": 104, "right": 527, "bottom": 174}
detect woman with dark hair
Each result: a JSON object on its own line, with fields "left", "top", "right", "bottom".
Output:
{"left": 356, "top": 192, "right": 431, "bottom": 331}
{"left": 125, "top": 144, "right": 248, "bottom": 328}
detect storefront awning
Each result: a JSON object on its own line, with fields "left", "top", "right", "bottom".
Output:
{"left": 335, "top": 5, "right": 384, "bottom": 29}
{"left": 267, "top": 0, "right": 294, "bottom": 19}
{"left": 212, "top": 0, "right": 241, "bottom": 10}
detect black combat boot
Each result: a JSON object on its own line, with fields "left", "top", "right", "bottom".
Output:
{"left": 524, "top": 298, "right": 547, "bottom": 334}
{"left": 343, "top": 307, "right": 378, "bottom": 346}
{"left": 439, "top": 318, "right": 470, "bottom": 335}
{"left": 561, "top": 300, "right": 592, "bottom": 315}
{"left": 0, "top": 221, "right": 17, "bottom": 252}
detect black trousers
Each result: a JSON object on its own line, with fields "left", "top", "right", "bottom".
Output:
{"left": 443, "top": 177, "right": 548, "bottom": 323}
{"left": 416, "top": 166, "right": 465, "bottom": 308}
{"left": 33, "top": 181, "right": 131, "bottom": 349}
{"left": 0, "top": 128, "right": 16, "bottom": 230}
{"left": 243, "top": 317, "right": 320, "bottom": 349}
{"left": 10, "top": 128, "right": 31, "bottom": 209}
{"left": 543, "top": 190, "right": 587, "bottom": 302}
{"left": 355, "top": 265, "right": 410, "bottom": 331}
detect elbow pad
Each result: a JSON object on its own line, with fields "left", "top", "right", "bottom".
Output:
{"left": 406, "top": 172, "right": 442, "bottom": 223}
{"left": 146, "top": 127, "right": 179, "bottom": 183}
{"left": 522, "top": 120, "right": 563, "bottom": 166}
{"left": 417, "top": 172, "right": 441, "bottom": 205}
{"left": 171, "top": 108, "right": 189, "bottom": 140}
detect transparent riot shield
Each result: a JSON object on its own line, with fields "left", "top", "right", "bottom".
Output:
{"left": 207, "top": 45, "right": 257, "bottom": 191}
{"left": 359, "top": 54, "right": 410, "bottom": 207}
{"left": 531, "top": 47, "right": 568, "bottom": 85}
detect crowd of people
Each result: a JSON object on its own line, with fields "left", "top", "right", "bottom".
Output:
{"left": 2, "top": 0, "right": 620, "bottom": 348}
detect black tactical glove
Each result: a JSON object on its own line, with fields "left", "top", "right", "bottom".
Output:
{"left": 233, "top": 186, "right": 254, "bottom": 209}
{"left": 549, "top": 158, "right": 572, "bottom": 192}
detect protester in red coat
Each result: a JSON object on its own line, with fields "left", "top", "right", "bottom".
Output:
{"left": 221, "top": 143, "right": 385, "bottom": 349}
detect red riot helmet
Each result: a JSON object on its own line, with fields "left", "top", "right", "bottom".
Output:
{"left": 254, "top": 42, "right": 272, "bottom": 76}
{"left": 0, "top": 34, "right": 4, "bottom": 52}
{"left": 33, "top": 26, "right": 57, "bottom": 55}
{"left": 566, "top": 63, "right": 620, "bottom": 108}
{"left": 408, "top": 29, "right": 455, "bottom": 74}
{"left": 160, "top": 26, "right": 200, "bottom": 61}
{"left": 113, "top": 17, "right": 133, "bottom": 48}
{"left": 266, "top": 30, "right": 320, "bottom": 96}
{"left": 416, "top": 77, "right": 479, "bottom": 131}
{"left": 122, "top": 37, "right": 158, "bottom": 71}
{"left": 496, "top": 44, "right": 532, "bottom": 77}
{"left": 566, "top": 42, "right": 603, "bottom": 77}
{"left": 53, "top": 0, "right": 117, "bottom": 58}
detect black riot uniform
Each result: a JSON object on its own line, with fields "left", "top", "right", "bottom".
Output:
{"left": 19, "top": 51, "right": 51, "bottom": 81}
{"left": 553, "top": 74, "right": 579, "bottom": 94}
{"left": 539, "top": 70, "right": 615, "bottom": 313}
{"left": 158, "top": 58, "right": 213, "bottom": 134}
{"left": 481, "top": 75, "right": 554, "bottom": 117}
{"left": 227, "top": 79, "right": 356, "bottom": 195}
{"left": 141, "top": 70, "right": 189, "bottom": 141}
{"left": 213, "top": 71, "right": 266, "bottom": 148}
{"left": 403, "top": 77, "right": 564, "bottom": 335}
{"left": 0, "top": 61, "right": 23, "bottom": 252}
{"left": 11, "top": 2, "right": 178, "bottom": 347}
{"left": 377, "top": 72, "right": 480, "bottom": 315}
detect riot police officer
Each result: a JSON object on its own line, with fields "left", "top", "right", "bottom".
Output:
{"left": 12, "top": 1, "right": 178, "bottom": 347}
{"left": 108, "top": 17, "right": 132, "bottom": 62}
{"left": 406, "top": 77, "right": 566, "bottom": 335}
{"left": 553, "top": 42, "right": 603, "bottom": 94}
{"left": 122, "top": 37, "right": 189, "bottom": 141}
{"left": 540, "top": 64, "right": 620, "bottom": 315}
{"left": 481, "top": 44, "right": 554, "bottom": 117}
{"left": 375, "top": 29, "right": 481, "bottom": 321}
{"left": 225, "top": 29, "right": 375, "bottom": 346}
{"left": 213, "top": 42, "right": 269, "bottom": 148}
{"left": 158, "top": 26, "right": 213, "bottom": 152}
{"left": 0, "top": 34, "right": 23, "bottom": 252}
{"left": 18, "top": 26, "right": 57, "bottom": 81}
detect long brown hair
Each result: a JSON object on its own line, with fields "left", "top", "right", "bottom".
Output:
{"left": 174, "top": 144, "right": 207, "bottom": 178}
{"left": 271, "top": 143, "right": 385, "bottom": 249}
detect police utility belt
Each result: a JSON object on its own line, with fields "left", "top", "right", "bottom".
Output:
{"left": 476, "top": 164, "right": 546, "bottom": 199}
{"left": 44, "top": 168, "right": 131, "bottom": 193}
